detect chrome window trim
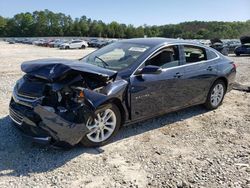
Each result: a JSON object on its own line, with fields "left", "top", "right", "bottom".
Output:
{"left": 131, "top": 42, "right": 220, "bottom": 76}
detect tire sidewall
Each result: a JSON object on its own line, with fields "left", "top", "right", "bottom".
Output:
{"left": 80, "top": 103, "right": 121, "bottom": 147}
{"left": 205, "top": 80, "right": 226, "bottom": 110}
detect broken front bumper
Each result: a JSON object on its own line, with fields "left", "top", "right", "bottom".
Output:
{"left": 9, "top": 88, "right": 92, "bottom": 147}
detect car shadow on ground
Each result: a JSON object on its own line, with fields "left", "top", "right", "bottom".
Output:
{"left": 112, "top": 105, "right": 208, "bottom": 143}
{"left": 0, "top": 105, "right": 208, "bottom": 177}
{"left": 0, "top": 116, "right": 102, "bottom": 177}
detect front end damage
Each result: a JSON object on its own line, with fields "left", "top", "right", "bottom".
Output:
{"left": 9, "top": 59, "right": 127, "bottom": 147}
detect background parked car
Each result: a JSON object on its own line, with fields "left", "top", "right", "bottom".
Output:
{"left": 47, "top": 39, "right": 60, "bottom": 47}
{"left": 88, "top": 38, "right": 99, "bottom": 47}
{"left": 224, "top": 39, "right": 241, "bottom": 54}
{"left": 59, "top": 40, "right": 88, "bottom": 49}
{"left": 33, "top": 39, "right": 45, "bottom": 46}
{"left": 54, "top": 39, "right": 68, "bottom": 48}
{"left": 96, "top": 39, "right": 118, "bottom": 48}
{"left": 7, "top": 39, "right": 15, "bottom": 44}
{"left": 234, "top": 36, "right": 250, "bottom": 56}
{"left": 210, "top": 38, "right": 229, "bottom": 56}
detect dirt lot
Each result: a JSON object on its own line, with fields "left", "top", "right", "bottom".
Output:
{"left": 0, "top": 41, "right": 249, "bottom": 188}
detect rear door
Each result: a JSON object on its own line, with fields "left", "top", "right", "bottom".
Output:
{"left": 180, "top": 45, "right": 219, "bottom": 105}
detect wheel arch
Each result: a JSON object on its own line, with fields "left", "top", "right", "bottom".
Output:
{"left": 206, "top": 77, "right": 228, "bottom": 101}
{"left": 100, "top": 98, "right": 126, "bottom": 126}
{"left": 214, "top": 77, "right": 228, "bottom": 92}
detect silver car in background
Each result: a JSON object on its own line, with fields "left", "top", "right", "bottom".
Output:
{"left": 60, "top": 40, "right": 88, "bottom": 49}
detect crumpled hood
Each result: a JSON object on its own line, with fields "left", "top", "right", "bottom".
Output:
{"left": 21, "top": 58, "right": 117, "bottom": 82}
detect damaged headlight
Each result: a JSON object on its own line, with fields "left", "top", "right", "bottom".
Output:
{"left": 71, "top": 87, "right": 85, "bottom": 103}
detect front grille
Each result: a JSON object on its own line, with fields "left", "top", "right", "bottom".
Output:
{"left": 17, "top": 76, "right": 46, "bottom": 98}
{"left": 16, "top": 92, "right": 37, "bottom": 100}
{"left": 9, "top": 107, "right": 24, "bottom": 125}
{"left": 12, "top": 85, "right": 40, "bottom": 108}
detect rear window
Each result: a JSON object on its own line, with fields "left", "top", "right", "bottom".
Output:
{"left": 206, "top": 49, "right": 218, "bottom": 60}
{"left": 184, "top": 45, "right": 207, "bottom": 63}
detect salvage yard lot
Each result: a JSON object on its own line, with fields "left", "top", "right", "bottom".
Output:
{"left": 0, "top": 41, "right": 249, "bottom": 188}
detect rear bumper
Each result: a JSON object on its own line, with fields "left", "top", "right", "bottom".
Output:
{"left": 9, "top": 96, "right": 92, "bottom": 147}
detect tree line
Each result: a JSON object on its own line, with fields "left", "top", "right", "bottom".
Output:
{"left": 0, "top": 9, "right": 250, "bottom": 39}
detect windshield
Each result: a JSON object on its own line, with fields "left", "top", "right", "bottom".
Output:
{"left": 81, "top": 42, "right": 150, "bottom": 71}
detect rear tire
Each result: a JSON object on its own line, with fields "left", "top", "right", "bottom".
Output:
{"left": 80, "top": 103, "right": 121, "bottom": 147}
{"left": 205, "top": 80, "right": 226, "bottom": 110}
{"left": 81, "top": 45, "right": 86, "bottom": 49}
{"left": 65, "top": 46, "right": 70, "bottom": 49}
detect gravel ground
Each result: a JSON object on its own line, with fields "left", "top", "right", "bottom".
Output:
{"left": 0, "top": 41, "right": 249, "bottom": 188}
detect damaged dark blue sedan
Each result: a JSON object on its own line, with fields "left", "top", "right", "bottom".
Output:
{"left": 9, "top": 38, "right": 236, "bottom": 147}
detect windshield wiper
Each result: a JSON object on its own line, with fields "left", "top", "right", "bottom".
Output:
{"left": 95, "top": 56, "right": 109, "bottom": 67}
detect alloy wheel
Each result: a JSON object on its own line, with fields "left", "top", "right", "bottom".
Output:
{"left": 86, "top": 109, "right": 117, "bottom": 143}
{"left": 210, "top": 83, "right": 224, "bottom": 107}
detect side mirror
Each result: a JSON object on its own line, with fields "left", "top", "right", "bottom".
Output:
{"left": 139, "top": 65, "right": 162, "bottom": 75}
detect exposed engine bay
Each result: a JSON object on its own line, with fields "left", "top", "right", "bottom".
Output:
{"left": 10, "top": 59, "right": 128, "bottom": 146}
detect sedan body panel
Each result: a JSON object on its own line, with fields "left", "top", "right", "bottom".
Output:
{"left": 9, "top": 38, "right": 236, "bottom": 147}
{"left": 129, "top": 67, "right": 186, "bottom": 120}
{"left": 181, "top": 60, "right": 219, "bottom": 105}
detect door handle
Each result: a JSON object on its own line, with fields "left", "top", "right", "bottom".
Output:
{"left": 207, "top": 66, "right": 213, "bottom": 71}
{"left": 174, "top": 72, "right": 183, "bottom": 78}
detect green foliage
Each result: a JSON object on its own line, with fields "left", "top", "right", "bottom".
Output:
{"left": 0, "top": 10, "right": 250, "bottom": 39}
{"left": 0, "top": 16, "right": 7, "bottom": 36}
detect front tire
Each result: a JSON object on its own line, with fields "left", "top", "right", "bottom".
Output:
{"left": 80, "top": 104, "right": 121, "bottom": 147}
{"left": 205, "top": 80, "right": 226, "bottom": 110}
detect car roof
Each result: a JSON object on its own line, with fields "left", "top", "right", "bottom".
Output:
{"left": 120, "top": 37, "right": 199, "bottom": 47}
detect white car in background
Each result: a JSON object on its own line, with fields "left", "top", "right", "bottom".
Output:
{"left": 60, "top": 40, "right": 88, "bottom": 49}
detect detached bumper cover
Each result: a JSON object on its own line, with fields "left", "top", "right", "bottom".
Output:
{"left": 9, "top": 97, "right": 92, "bottom": 146}
{"left": 34, "top": 105, "right": 90, "bottom": 146}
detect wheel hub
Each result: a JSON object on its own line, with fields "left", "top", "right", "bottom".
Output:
{"left": 86, "top": 108, "right": 117, "bottom": 143}
{"left": 210, "top": 83, "right": 224, "bottom": 107}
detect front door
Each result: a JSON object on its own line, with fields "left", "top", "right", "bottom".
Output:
{"left": 129, "top": 45, "right": 187, "bottom": 121}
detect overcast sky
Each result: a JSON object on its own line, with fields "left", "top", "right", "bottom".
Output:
{"left": 0, "top": 0, "right": 249, "bottom": 26}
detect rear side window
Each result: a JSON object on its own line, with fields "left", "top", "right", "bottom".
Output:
{"left": 184, "top": 45, "right": 207, "bottom": 63}
{"left": 206, "top": 49, "right": 218, "bottom": 60}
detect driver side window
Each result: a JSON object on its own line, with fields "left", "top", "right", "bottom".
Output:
{"left": 145, "top": 45, "right": 180, "bottom": 69}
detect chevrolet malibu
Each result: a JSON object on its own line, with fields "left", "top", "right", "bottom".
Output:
{"left": 9, "top": 38, "right": 236, "bottom": 147}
